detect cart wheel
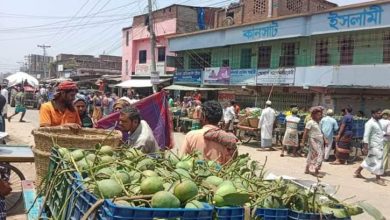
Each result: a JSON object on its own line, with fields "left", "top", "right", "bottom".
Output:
{"left": 3, "top": 164, "right": 25, "bottom": 212}
{"left": 237, "top": 130, "right": 252, "bottom": 144}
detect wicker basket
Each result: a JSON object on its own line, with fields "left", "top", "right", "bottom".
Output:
{"left": 32, "top": 127, "right": 122, "bottom": 152}
{"left": 248, "top": 117, "right": 259, "bottom": 128}
{"left": 31, "top": 127, "right": 122, "bottom": 187}
{"left": 31, "top": 146, "right": 51, "bottom": 188}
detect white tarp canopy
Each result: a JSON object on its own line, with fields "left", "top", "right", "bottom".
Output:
{"left": 6, "top": 72, "right": 39, "bottom": 88}
{"left": 164, "top": 84, "right": 227, "bottom": 91}
{"left": 115, "top": 79, "right": 169, "bottom": 88}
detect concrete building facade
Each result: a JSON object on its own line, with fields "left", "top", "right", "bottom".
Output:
{"left": 121, "top": 4, "right": 218, "bottom": 81}
{"left": 53, "top": 54, "right": 122, "bottom": 78}
{"left": 169, "top": 0, "right": 390, "bottom": 113}
{"left": 25, "top": 54, "right": 54, "bottom": 79}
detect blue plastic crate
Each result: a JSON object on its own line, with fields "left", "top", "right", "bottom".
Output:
{"left": 67, "top": 183, "right": 100, "bottom": 220}
{"left": 255, "top": 208, "right": 289, "bottom": 220}
{"left": 288, "top": 210, "right": 351, "bottom": 220}
{"left": 215, "top": 206, "right": 244, "bottom": 220}
{"left": 277, "top": 113, "right": 287, "bottom": 125}
{"left": 102, "top": 199, "right": 213, "bottom": 220}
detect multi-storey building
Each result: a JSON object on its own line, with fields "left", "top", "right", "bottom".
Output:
{"left": 168, "top": 0, "right": 390, "bottom": 113}
{"left": 53, "top": 54, "right": 122, "bottom": 78}
{"left": 25, "top": 54, "right": 54, "bottom": 79}
{"left": 121, "top": 4, "right": 218, "bottom": 81}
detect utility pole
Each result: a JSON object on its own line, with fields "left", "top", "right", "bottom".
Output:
{"left": 148, "top": 0, "right": 158, "bottom": 93}
{"left": 37, "top": 44, "right": 51, "bottom": 79}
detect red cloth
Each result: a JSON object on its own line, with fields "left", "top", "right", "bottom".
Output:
{"left": 57, "top": 81, "right": 78, "bottom": 91}
{"left": 96, "top": 91, "right": 174, "bottom": 149}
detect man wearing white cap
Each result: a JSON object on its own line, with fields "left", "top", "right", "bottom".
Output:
{"left": 320, "top": 109, "right": 339, "bottom": 161}
{"left": 258, "top": 100, "right": 276, "bottom": 149}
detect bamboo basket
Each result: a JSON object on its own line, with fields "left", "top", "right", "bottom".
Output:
{"left": 31, "top": 127, "right": 122, "bottom": 187}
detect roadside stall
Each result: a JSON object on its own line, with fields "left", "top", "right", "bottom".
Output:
{"left": 27, "top": 132, "right": 370, "bottom": 220}
{"left": 164, "top": 85, "right": 227, "bottom": 133}
{"left": 5, "top": 72, "right": 40, "bottom": 108}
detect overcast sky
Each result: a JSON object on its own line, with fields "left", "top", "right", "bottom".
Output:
{"left": 0, "top": 0, "right": 374, "bottom": 72}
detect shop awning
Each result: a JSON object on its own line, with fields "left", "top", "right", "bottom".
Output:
{"left": 115, "top": 79, "right": 170, "bottom": 88}
{"left": 163, "top": 84, "right": 227, "bottom": 91}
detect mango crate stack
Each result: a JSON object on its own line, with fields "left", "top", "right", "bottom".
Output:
{"left": 39, "top": 145, "right": 366, "bottom": 220}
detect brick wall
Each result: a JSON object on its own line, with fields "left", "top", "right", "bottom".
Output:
{"left": 213, "top": 0, "right": 337, "bottom": 28}
{"left": 215, "top": 5, "right": 244, "bottom": 28}
{"left": 132, "top": 6, "right": 178, "bottom": 28}
{"left": 242, "top": 0, "right": 270, "bottom": 24}
{"left": 276, "top": 0, "right": 336, "bottom": 17}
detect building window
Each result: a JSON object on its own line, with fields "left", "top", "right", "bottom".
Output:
{"left": 258, "top": 46, "right": 272, "bottom": 68}
{"left": 287, "top": 0, "right": 304, "bottom": 13}
{"left": 383, "top": 32, "right": 390, "bottom": 63}
{"left": 189, "top": 52, "right": 211, "bottom": 69}
{"left": 240, "top": 48, "right": 252, "bottom": 68}
{"left": 222, "top": 59, "right": 230, "bottom": 67}
{"left": 125, "top": 60, "right": 129, "bottom": 75}
{"left": 144, "top": 16, "right": 149, "bottom": 26}
{"left": 253, "top": 0, "right": 266, "bottom": 15}
{"left": 280, "top": 42, "right": 297, "bottom": 67}
{"left": 339, "top": 36, "right": 354, "bottom": 65}
{"left": 157, "top": 47, "right": 166, "bottom": 62}
{"left": 226, "top": 11, "right": 234, "bottom": 19}
{"left": 139, "top": 50, "right": 147, "bottom": 64}
{"left": 175, "top": 57, "right": 184, "bottom": 70}
{"left": 126, "top": 31, "right": 129, "bottom": 46}
{"left": 315, "top": 39, "right": 329, "bottom": 65}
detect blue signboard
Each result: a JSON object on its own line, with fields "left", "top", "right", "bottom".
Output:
{"left": 230, "top": 69, "right": 257, "bottom": 85}
{"left": 173, "top": 70, "right": 202, "bottom": 84}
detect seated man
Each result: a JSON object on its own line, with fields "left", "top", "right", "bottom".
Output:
{"left": 119, "top": 106, "right": 158, "bottom": 154}
{"left": 180, "top": 100, "right": 238, "bottom": 164}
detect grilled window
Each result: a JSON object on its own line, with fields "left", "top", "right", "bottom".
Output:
{"left": 189, "top": 52, "right": 211, "bottom": 69}
{"left": 258, "top": 46, "right": 272, "bottom": 68}
{"left": 315, "top": 39, "right": 329, "bottom": 65}
{"left": 339, "top": 36, "right": 354, "bottom": 65}
{"left": 383, "top": 33, "right": 390, "bottom": 63}
{"left": 280, "top": 43, "right": 297, "bottom": 67}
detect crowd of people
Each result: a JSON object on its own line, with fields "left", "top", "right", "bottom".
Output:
{"left": 255, "top": 101, "right": 390, "bottom": 185}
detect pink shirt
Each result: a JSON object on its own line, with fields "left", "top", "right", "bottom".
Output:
{"left": 180, "top": 124, "right": 235, "bottom": 164}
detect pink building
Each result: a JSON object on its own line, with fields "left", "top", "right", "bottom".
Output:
{"left": 121, "top": 4, "right": 218, "bottom": 81}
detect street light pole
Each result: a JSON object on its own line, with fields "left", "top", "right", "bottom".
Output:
{"left": 37, "top": 44, "right": 51, "bottom": 79}
{"left": 148, "top": 0, "right": 158, "bottom": 93}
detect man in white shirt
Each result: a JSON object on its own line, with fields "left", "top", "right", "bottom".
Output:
{"left": 258, "top": 100, "right": 276, "bottom": 149}
{"left": 119, "top": 106, "right": 158, "bottom": 154}
{"left": 0, "top": 85, "right": 8, "bottom": 130}
{"left": 223, "top": 101, "right": 236, "bottom": 132}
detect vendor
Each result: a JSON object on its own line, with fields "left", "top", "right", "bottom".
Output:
{"left": 118, "top": 106, "right": 158, "bottom": 154}
{"left": 180, "top": 100, "right": 238, "bottom": 164}
{"left": 73, "top": 97, "right": 93, "bottom": 128}
{"left": 39, "top": 81, "right": 81, "bottom": 129}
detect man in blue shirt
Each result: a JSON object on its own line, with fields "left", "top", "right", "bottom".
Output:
{"left": 320, "top": 109, "right": 339, "bottom": 161}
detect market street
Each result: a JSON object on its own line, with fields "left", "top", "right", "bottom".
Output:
{"left": 3, "top": 108, "right": 389, "bottom": 220}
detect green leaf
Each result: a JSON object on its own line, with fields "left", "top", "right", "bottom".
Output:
{"left": 222, "top": 192, "right": 250, "bottom": 206}
{"left": 358, "top": 201, "right": 385, "bottom": 220}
